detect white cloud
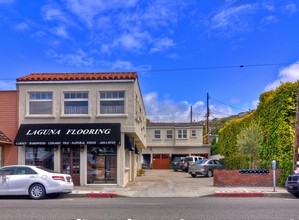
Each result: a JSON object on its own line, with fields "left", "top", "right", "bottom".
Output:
{"left": 47, "top": 49, "right": 94, "bottom": 67}
{"left": 15, "top": 22, "right": 29, "bottom": 31}
{"left": 150, "top": 37, "right": 175, "bottom": 54}
{"left": 64, "top": 0, "right": 138, "bottom": 28}
{"left": 265, "top": 62, "right": 299, "bottom": 91}
{"left": 53, "top": 26, "right": 69, "bottom": 39}
{"left": 211, "top": 4, "right": 257, "bottom": 29}
{"left": 284, "top": 3, "right": 297, "bottom": 14}
{"left": 100, "top": 59, "right": 151, "bottom": 72}
{"left": 0, "top": 0, "right": 14, "bottom": 4}
{"left": 144, "top": 92, "right": 206, "bottom": 122}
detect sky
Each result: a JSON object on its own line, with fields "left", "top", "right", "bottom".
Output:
{"left": 0, "top": 0, "right": 299, "bottom": 122}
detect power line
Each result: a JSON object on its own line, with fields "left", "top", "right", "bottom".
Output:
{"left": 140, "top": 62, "right": 299, "bottom": 73}
{"left": 210, "top": 96, "right": 247, "bottom": 112}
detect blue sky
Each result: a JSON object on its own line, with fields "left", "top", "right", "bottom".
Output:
{"left": 0, "top": 0, "right": 299, "bottom": 122}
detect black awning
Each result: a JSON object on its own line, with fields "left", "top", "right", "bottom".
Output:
{"left": 125, "top": 135, "right": 135, "bottom": 151}
{"left": 134, "top": 145, "right": 140, "bottom": 155}
{"left": 14, "top": 123, "right": 120, "bottom": 146}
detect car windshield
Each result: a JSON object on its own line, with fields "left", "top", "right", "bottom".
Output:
{"left": 173, "top": 157, "right": 183, "bottom": 162}
{"left": 196, "top": 159, "right": 208, "bottom": 164}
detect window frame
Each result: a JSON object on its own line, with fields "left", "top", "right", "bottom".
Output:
{"left": 166, "top": 130, "right": 173, "bottom": 139}
{"left": 154, "top": 130, "right": 161, "bottom": 139}
{"left": 63, "top": 91, "right": 89, "bottom": 115}
{"left": 177, "top": 129, "right": 187, "bottom": 139}
{"left": 191, "top": 129, "right": 197, "bottom": 137}
{"left": 28, "top": 92, "right": 53, "bottom": 115}
{"left": 98, "top": 91, "right": 126, "bottom": 115}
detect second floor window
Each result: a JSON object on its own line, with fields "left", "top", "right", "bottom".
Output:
{"left": 29, "top": 92, "right": 53, "bottom": 115}
{"left": 166, "top": 130, "right": 173, "bottom": 139}
{"left": 100, "top": 91, "right": 125, "bottom": 114}
{"left": 191, "top": 130, "right": 197, "bottom": 137}
{"left": 154, "top": 130, "right": 161, "bottom": 139}
{"left": 177, "top": 129, "right": 187, "bottom": 139}
{"left": 64, "top": 92, "right": 88, "bottom": 114}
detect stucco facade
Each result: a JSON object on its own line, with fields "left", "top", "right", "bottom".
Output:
{"left": 15, "top": 72, "right": 146, "bottom": 187}
{"left": 143, "top": 122, "right": 210, "bottom": 169}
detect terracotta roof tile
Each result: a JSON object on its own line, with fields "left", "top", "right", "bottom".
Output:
{"left": 0, "top": 130, "right": 12, "bottom": 144}
{"left": 17, "top": 72, "right": 137, "bottom": 82}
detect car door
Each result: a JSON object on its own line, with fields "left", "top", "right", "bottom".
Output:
{"left": 7, "top": 167, "right": 38, "bottom": 195}
{"left": 0, "top": 167, "right": 15, "bottom": 195}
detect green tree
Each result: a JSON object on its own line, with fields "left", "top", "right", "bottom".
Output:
{"left": 237, "top": 124, "right": 262, "bottom": 169}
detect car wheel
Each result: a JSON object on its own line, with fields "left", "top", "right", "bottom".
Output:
{"left": 29, "top": 184, "right": 46, "bottom": 200}
{"left": 191, "top": 174, "right": 197, "bottom": 178}
{"left": 207, "top": 169, "right": 213, "bottom": 177}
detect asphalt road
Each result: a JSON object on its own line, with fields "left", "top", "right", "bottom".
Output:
{"left": 0, "top": 197, "right": 298, "bottom": 220}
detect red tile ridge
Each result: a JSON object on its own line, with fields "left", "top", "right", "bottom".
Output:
{"left": 17, "top": 72, "right": 137, "bottom": 82}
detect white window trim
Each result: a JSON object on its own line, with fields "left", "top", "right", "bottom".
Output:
{"left": 26, "top": 91, "right": 54, "bottom": 117}
{"left": 61, "top": 91, "right": 90, "bottom": 117}
{"left": 97, "top": 90, "right": 126, "bottom": 116}
{"left": 166, "top": 130, "right": 173, "bottom": 139}
{"left": 154, "top": 130, "right": 161, "bottom": 139}
{"left": 177, "top": 129, "right": 188, "bottom": 139}
{"left": 191, "top": 129, "right": 197, "bottom": 137}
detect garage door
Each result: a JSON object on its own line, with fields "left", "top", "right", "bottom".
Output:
{"left": 152, "top": 154, "right": 170, "bottom": 169}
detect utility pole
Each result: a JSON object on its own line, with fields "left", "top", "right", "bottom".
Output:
{"left": 206, "top": 93, "right": 210, "bottom": 144}
{"left": 190, "top": 106, "right": 193, "bottom": 123}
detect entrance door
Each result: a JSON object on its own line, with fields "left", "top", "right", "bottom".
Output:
{"left": 87, "top": 146, "right": 117, "bottom": 184}
{"left": 61, "top": 146, "right": 80, "bottom": 186}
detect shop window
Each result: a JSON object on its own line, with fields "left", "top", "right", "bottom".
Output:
{"left": 28, "top": 92, "right": 53, "bottom": 115}
{"left": 87, "top": 146, "right": 117, "bottom": 184}
{"left": 25, "top": 147, "right": 54, "bottom": 170}
{"left": 64, "top": 92, "right": 88, "bottom": 114}
{"left": 99, "top": 91, "right": 125, "bottom": 114}
{"left": 177, "top": 129, "right": 187, "bottom": 139}
{"left": 166, "top": 130, "right": 173, "bottom": 139}
{"left": 154, "top": 130, "right": 161, "bottom": 139}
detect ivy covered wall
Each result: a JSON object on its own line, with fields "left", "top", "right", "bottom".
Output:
{"left": 217, "top": 81, "right": 299, "bottom": 185}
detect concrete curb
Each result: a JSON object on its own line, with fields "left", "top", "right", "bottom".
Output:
{"left": 215, "top": 192, "right": 264, "bottom": 197}
{"left": 63, "top": 191, "right": 294, "bottom": 199}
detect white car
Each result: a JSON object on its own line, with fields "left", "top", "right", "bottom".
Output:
{"left": 0, "top": 165, "right": 74, "bottom": 199}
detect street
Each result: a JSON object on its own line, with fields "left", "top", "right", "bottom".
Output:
{"left": 0, "top": 197, "right": 298, "bottom": 220}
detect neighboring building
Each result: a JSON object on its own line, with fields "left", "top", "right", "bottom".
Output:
{"left": 0, "top": 91, "right": 19, "bottom": 166}
{"left": 14, "top": 72, "right": 146, "bottom": 187}
{"left": 143, "top": 122, "right": 210, "bottom": 169}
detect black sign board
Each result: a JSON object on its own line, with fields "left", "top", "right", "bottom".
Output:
{"left": 14, "top": 123, "right": 120, "bottom": 146}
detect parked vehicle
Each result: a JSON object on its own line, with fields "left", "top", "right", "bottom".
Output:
{"left": 0, "top": 165, "right": 74, "bottom": 199}
{"left": 171, "top": 157, "right": 185, "bottom": 171}
{"left": 183, "top": 156, "right": 206, "bottom": 172}
{"left": 285, "top": 173, "right": 299, "bottom": 197}
{"left": 188, "top": 159, "right": 225, "bottom": 177}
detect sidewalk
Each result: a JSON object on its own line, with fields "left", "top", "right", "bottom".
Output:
{"left": 64, "top": 170, "right": 294, "bottom": 199}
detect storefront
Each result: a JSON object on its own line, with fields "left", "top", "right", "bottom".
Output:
{"left": 14, "top": 123, "right": 120, "bottom": 186}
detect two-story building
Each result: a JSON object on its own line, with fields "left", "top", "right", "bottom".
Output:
{"left": 143, "top": 122, "right": 210, "bottom": 169}
{"left": 13, "top": 72, "right": 146, "bottom": 187}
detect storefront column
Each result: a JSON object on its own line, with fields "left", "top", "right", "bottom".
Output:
{"left": 117, "top": 133, "right": 125, "bottom": 187}
{"left": 80, "top": 145, "right": 87, "bottom": 186}
{"left": 53, "top": 146, "right": 60, "bottom": 172}
{"left": 130, "top": 151, "right": 135, "bottom": 182}
{"left": 18, "top": 146, "right": 25, "bottom": 165}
